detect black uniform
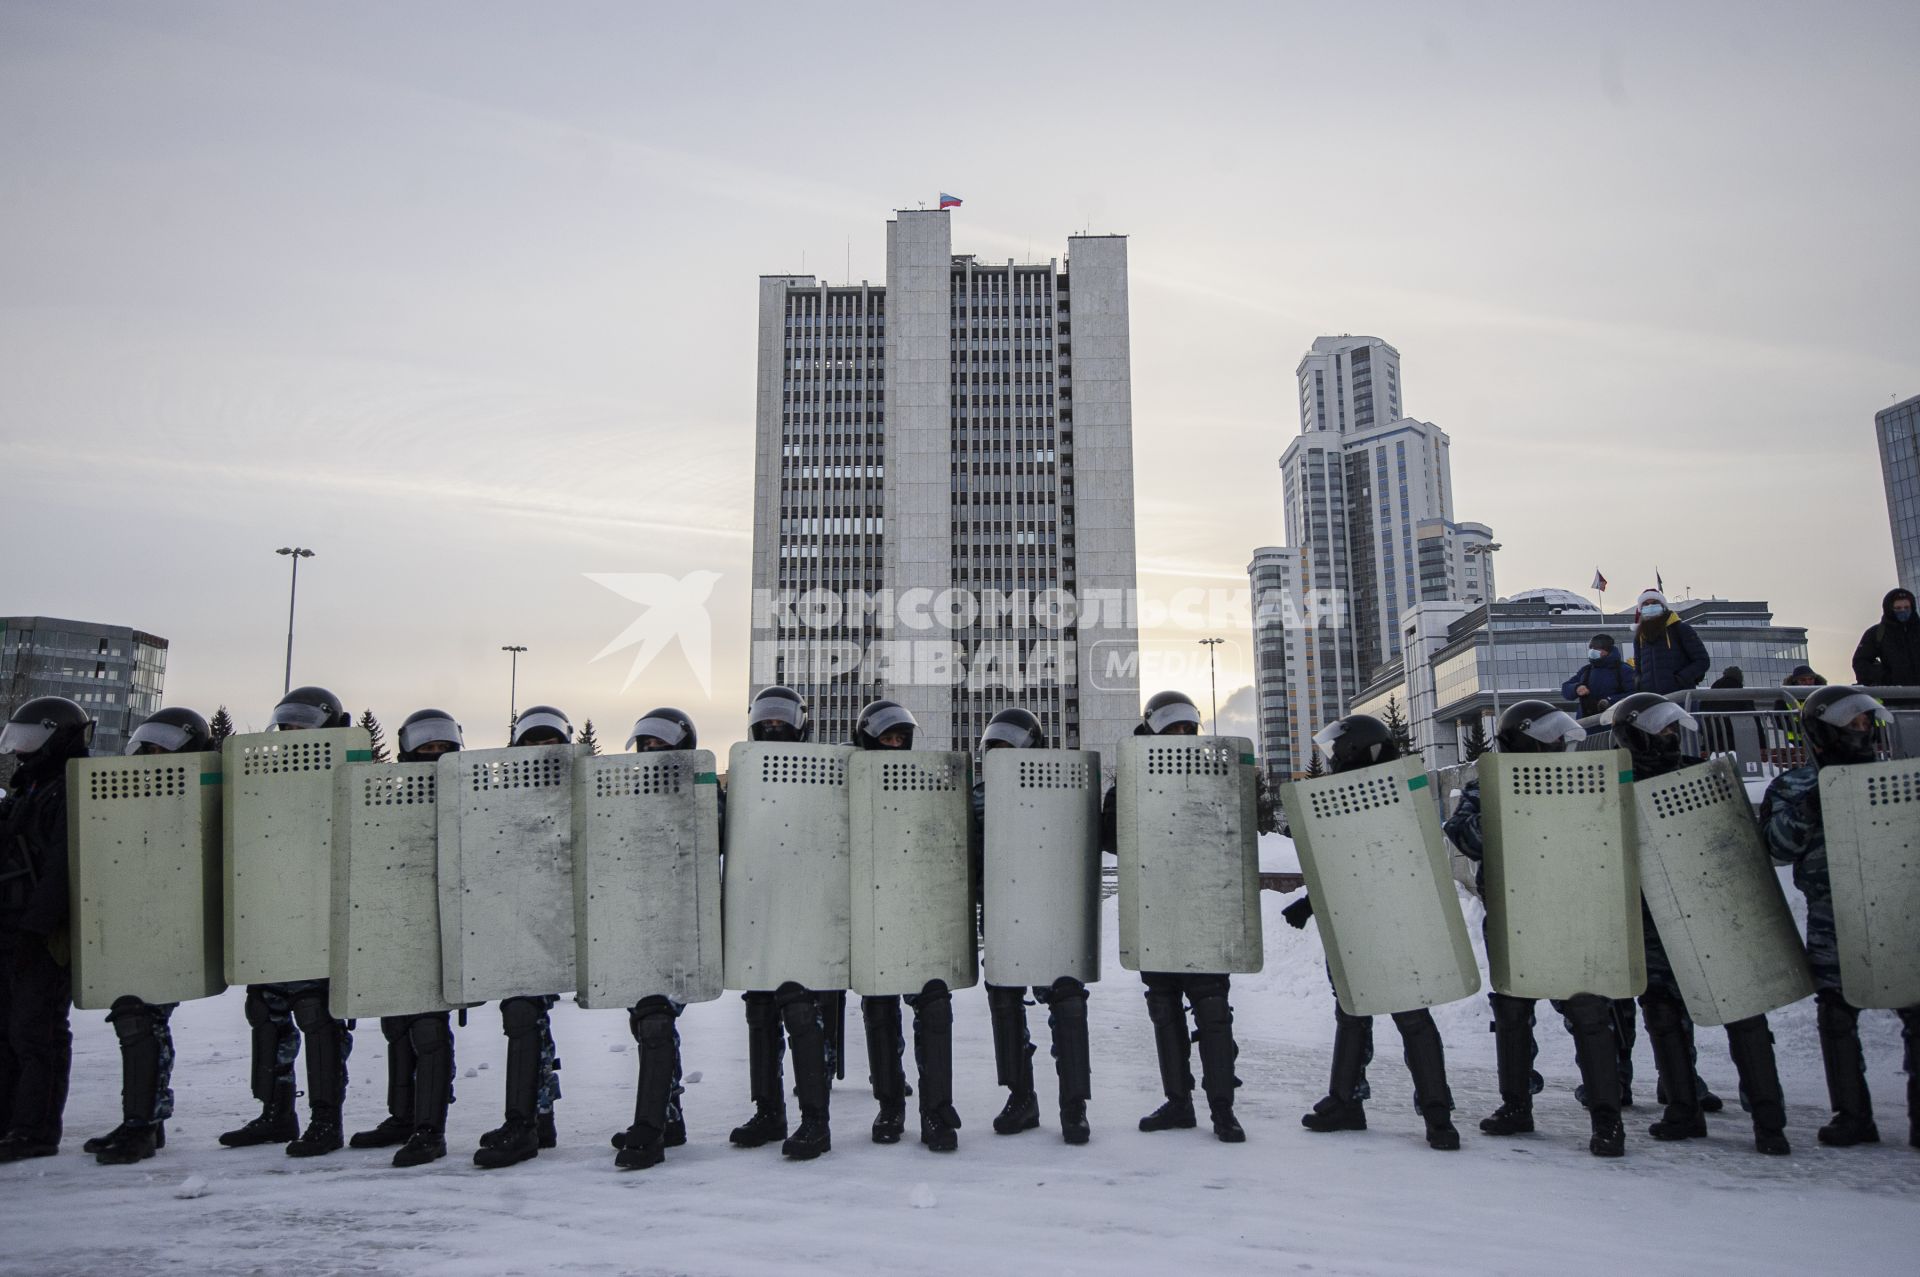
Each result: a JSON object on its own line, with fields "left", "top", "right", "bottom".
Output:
{"left": 0, "top": 743, "right": 81, "bottom": 1158}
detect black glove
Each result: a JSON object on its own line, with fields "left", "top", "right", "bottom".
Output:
{"left": 1281, "top": 896, "right": 1314, "bottom": 930}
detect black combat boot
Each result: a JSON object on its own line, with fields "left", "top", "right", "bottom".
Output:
{"left": 1724, "top": 1015, "right": 1788, "bottom": 1155}
{"left": 988, "top": 985, "right": 1040, "bottom": 1135}
{"left": 1302, "top": 1006, "right": 1371, "bottom": 1133}
{"left": 352, "top": 1017, "right": 416, "bottom": 1149}
{"left": 222, "top": 989, "right": 300, "bottom": 1147}
{"left": 864, "top": 995, "right": 909, "bottom": 1144}
{"left": 1815, "top": 991, "right": 1879, "bottom": 1146}
{"left": 1193, "top": 987, "right": 1244, "bottom": 1143}
{"left": 1139, "top": 985, "right": 1196, "bottom": 1131}
{"left": 1566, "top": 996, "right": 1625, "bottom": 1157}
{"left": 616, "top": 1002, "right": 679, "bottom": 1170}
{"left": 222, "top": 1077, "right": 300, "bottom": 1147}
{"left": 1396, "top": 1010, "right": 1459, "bottom": 1151}
{"left": 1643, "top": 995, "right": 1707, "bottom": 1141}
{"left": 286, "top": 1005, "right": 349, "bottom": 1159}
{"left": 730, "top": 994, "right": 788, "bottom": 1147}
{"left": 476, "top": 1001, "right": 547, "bottom": 1169}
{"left": 1481, "top": 995, "right": 1538, "bottom": 1135}
{"left": 93, "top": 998, "right": 168, "bottom": 1165}
{"left": 1049, "top": 979, "right": 1093, "bottom": 1146}
{"left": 912, "top": 984, "right": 959, "bottom": 1153}
{"left": 780, "top": 989, "right": 833, "bottom": 1160}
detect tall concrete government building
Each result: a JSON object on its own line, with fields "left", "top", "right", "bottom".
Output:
{"left": 748, "top": 209, "right": 1140, "bottom": 758}
{"left": 1876, "top": 392, "right": 1920, "bottom": 591}
{"left": 1250, "top": 336, "right": 1495, "bottom": 780}
{"left": 1, "top": 616, "right": 168, "bottom": 784}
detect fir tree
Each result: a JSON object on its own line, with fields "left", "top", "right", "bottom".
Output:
{"left": 1383, "top": 696, "right": 1417, "bottom": 757}
{"left": 1462, "top": 720, "right": 1492, "bottom": 761}
{"left": 579, "top": 719, "right": 601, "bottom": 755}
{"left": 1304, "top": 751, "right": 1325, "bottom": 779}
{"left": 209, "top": 705, "right": 235, "bottom": 743}
{"left": 359, "top": 709, "right": 390, "bottom": 763}
{"left": 1254, "top": 768, "right": 1278, "bottom": 835}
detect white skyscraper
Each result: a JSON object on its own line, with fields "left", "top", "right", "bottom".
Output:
{"left": 1253, "top": 337, "right": 1494, "bottom": 777}
{"left": 748, "top": 210, "right": 1140, "bottom": 757}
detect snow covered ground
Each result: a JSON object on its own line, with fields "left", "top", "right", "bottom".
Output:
{"left": 3, "top": 837, "right": 1914, "bottom": 1276}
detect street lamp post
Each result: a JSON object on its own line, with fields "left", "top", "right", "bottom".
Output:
{"left": 275, "top": 547, "right": 315, "bottom": 695}
{"left": 1198, "top": 637, "right": 1224, "bottom": 730}
{"left": 1464, "top": 542, "right": 1504, "bottom": 729}
{"left": 501, "top": 645, "right": 527, "bottom": 727}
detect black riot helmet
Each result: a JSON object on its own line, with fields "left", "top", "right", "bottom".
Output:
{"left": 1800, "top": 685, "right": 1890, "bottom": 767}
{"left": 510, "top": 705, "right": 573, "bottom": 747}
{"left": 397, "top": 709, "right": 464, "bottom": 762}
{"left": 125, "top": 707, "right": 213, "bottom": 756}
{"left": 1313, "top": 714, "right": 1399, "bottom": 775}
{"left": 980, "top": 707, "right": 1044, "bottom": 752}
{"left": 1495, "top": 700, "right": 1587, "bottom": 754}
{"left": 628, "top": 707, "right": 697, "bottom": 752}
{"left": 854, "top": 699, "right": 917, "bottom": 750}
{"left": 1604, "top": 693, "right": 1695, "bottom": 773}
{"left": 0, "top": 695, "right": 94, "bottom": 762}
{"left": 271, "top": 686, "right": 349, "bottom": 731}
{"left": 747, "top": 685, "right": 811, "bottom": 743}
{"left": 1139, "top": 690, "right": 1202, "bottom": 737}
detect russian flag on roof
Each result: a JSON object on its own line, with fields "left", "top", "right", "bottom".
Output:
{"left": 938, "top": 192, "right": 963, "bottom": 209}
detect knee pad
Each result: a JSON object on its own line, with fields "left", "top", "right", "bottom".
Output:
{"left": 1391, "top": 1009, "right": 1438, "bottom": 1043}
{"left": 1191, "top": 994, "right": 1233, "bottom": 1033}
{"left": 773, "top": 983, "right": 817, "bottom": 1012}
{"left": 290, "top": 990, "right": 335, "bottom": 1034}
{"left": 1047, "top": 976, "right": 1087, "bottom": 1002}
{"left": 1639, "top": 990, "right": 1685, "bottom": 1034}
{"left": 1186, "top": 974, "right": 1231, "bottom": 1002}
{"left": 1816, "top": 988, "right": 1860, "bottom": 1035}
{"left": 986, "top": 984, "right": 1028, "bottom": 1012}
{"left": 1145, "top": 989, "right": 1185, "bottom": 1025}
{"left": 107, "top": 996, "right": 155, "bottom": 1043}
{"left": 501, "top": 996, "right": 547, "bottom": 1037}
{"left": 636, "top": 1009, "right": 678, "bottom": 1049}
{"left": 242, "top": 985, "right": 273, "bottom": 1030}
{"left": 1489, "top": 992, "right": 1535, "bottom": 1031}
{"left": 409, "top": 1014, "right": 452, "bottom": 1054}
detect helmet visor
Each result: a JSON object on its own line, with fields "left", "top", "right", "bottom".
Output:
{"left": 1603, "top": 701, "right": 1697, "bottom": 736}
{"left": 862, "top": 705, "right": 918, "bottom": 740}
{"left": 1146, "top": 701, "right": 1203, "bottom": 734}
{"left": 981, "top": 720, "right": 1036, "bottom": 750}
{"left": 512, "top": 709, "right": 572, "bottom": 745}
{"left": 270, "top": 701, "right": 334, "bottom": 731}
{"left": 1311, "top": 719, "right": 1349, "bottom": 758}
{"left": 124, "top": 721, "right": 194, "bottom": 756}
{"left": 748, "top": 697, "right": 805, "bottom": 734}
{"left": 398, "top": 716, "right": 463, "bottom": 755}
{"left": 627, "top": 715, "right": 689, "bottom": 750}
{"left": 0, "top": 721, "right": 54, "bottom": 756}
{"left": 1812, "top": 691, "right": 1892, "bottom": 731}
{"left": 1519, "top": 709, "right": 1587, "bottom": 748}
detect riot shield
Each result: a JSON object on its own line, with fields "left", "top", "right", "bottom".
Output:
{"left": 849, "top": 751, "right": 977, "bottom": 995}
{"left": 436, "top": 744, "right": 578, "bottom": 1003}
{"left": 1631, "top": 757, "right": 1812, "bottom": 1024}
{"left": 1820, "top": 759, "right": 1920, "bottom": 1009}
{"left": 1478, "top": 750, "right": 1644, "bottom": 999}
{"left": 222, "top": 726, "right": 372, "bottom": 984}
{"left": 329, "top": 762, "right": 452, "bottom": 1019}
{"left": 1283, "top": 757, "right": 1479, "bottom": 1016}
{"left": 67, "top": 753, "right": 225, "bottom": 1010}
{"left": 572, "top": 750, "right": 723, "bottom": 1009}
{"left": 1115, "top": 736, "right": 1263, "bottom": 974}
{"left": 982, "top": 749, "right": 1102, "bottom": 987}
{"left": 722, "top": 743, "right": 854, "bottom": 991}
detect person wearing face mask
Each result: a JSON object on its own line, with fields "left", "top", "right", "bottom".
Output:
{"left": 1761, "top": 686, "right": 1918, "bottom": 1150}
{"left": 1562, "top": 634, "right": 1636, "bottom": 717}
{"left": 1851, "top": 588, "right": 1920, "bottom": 688}
{"left": 347, "top": 709, "right": 464, "bottom": 1169}
{"left": 1630, "top": 589, "right": 1709, "bottom": 696}
{"left": 0, "top": 696, "right": 91, "bottom": 1162}
{"left": 1607, "top": 694, "right": 1790, "bottom": 1155}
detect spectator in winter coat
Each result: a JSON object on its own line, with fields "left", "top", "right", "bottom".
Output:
{"left": 1850, "top": 588, "right": 1920, "bottom": 687}
{"left": 1630, "top": 589, "right": 1709, "bottom": 694}
{"left": 1561, "top": 634, "right": 1635, "bottom": 716}
{"left": 1784, "top": 666, "right": 1828, "bottom": 688}
{"left": 1708, "top": 665, "right": 1754, "bottom": 712}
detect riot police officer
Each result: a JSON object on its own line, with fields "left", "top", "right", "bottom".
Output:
{"left": 79, "top": 708, "right": 212, "bottom": 1164}
{"left": 976, "top": 708, "right": 1094, "bottom": 1146}
{"left": 473, "top": 706, "right": 573, "bottom": 1170}
{"left": 347, "top": 708, "right": 463, "bottom": 1168}
{"left": 854, "top": 699, "right": 964, "bottom": 1153}
{"left": 219, "top": 686, "right": 355, "bottom": 1159}
{"left": 609, "top": 706, "right": 702, "bottom": 1171}
{"left": 727, "top": 685, "right": 837, "bottom": 1161}
{"left": 0, "top": 696, "right": 90, "bottom": 1161}
{"left": 1443, "top": 699, "right": 1628, "bottom": 1157}
{"left": 1101, "top": 690, "right": 1246, "bottom": 1143}
{"left": 1761, "top": 685, "right": 1918, "bottom": 1150}
{"left": 1287, "top": 715, "right": 1460, "bottom": 1151}
{"left": 1607, "top": 693, "right": 1789, "bottom": 1154}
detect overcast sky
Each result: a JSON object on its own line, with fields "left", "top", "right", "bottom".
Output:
{"left": 4, "top": 1, "right": 1915, "bottom": 748}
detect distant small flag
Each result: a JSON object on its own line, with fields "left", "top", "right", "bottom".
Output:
{"left": 1655, "top": 567, "right": 1665, "bottom": 593}
{"left": 938, "top": 192, "right": 963, "bottom": 209}
{"left": 1592, "top": 568, "right": 1608, "bottom": 593}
